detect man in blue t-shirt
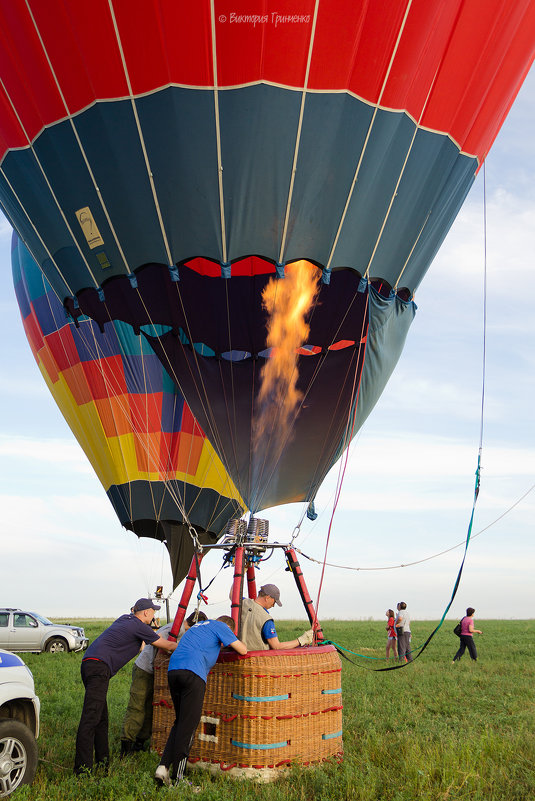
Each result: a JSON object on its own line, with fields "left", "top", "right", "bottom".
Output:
{"left": 74, "top": 598, "right": 177, "bottom": 774}
{"left": 154, "top": 616, "right": 247, "bottom": 788}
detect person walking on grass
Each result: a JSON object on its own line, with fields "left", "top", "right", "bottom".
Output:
{"left": 154, "top": 615, "right": 247, "bottom": 789}
{"left": 452, "top": 607, "right": 482, "bottom": 663}
{"left": 385, "top": 609, "right": 398, "bottom": 660}
{"left": 74, "top": 598, "right": 177, "bottom": 775}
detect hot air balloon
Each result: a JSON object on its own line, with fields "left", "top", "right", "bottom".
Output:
{"left": 1, "top": 0, "right": 534, "bottom": 520}
{"left": 11, "top": 232, "right": 245, "bottom": 587}
{"left": 2, "top": 0, "right": 535, "bottom": 777}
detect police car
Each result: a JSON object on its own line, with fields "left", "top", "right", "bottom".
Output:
{"left": 0, "top": 649, "right": 39, "bottom": 797}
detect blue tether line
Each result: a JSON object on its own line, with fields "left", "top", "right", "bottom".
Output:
{"left": 325, "top": 165, "right": 488, "bottom": 673}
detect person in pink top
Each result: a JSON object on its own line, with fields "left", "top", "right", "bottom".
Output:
{"left": 385, "top": 609, "right": 398, "bottom": 660}
{"left": 452, "top": 607, "right": 482, "bottom": 663}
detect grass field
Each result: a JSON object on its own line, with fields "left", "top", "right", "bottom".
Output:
{"left": 14, "top": 618, "right": 535, "bottom": 800}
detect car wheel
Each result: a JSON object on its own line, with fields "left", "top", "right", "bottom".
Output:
{"left": 45, "top": 637, "right": 68, "bottom": 653}
{"left": 0, "top": 719, "right": 38, "bottom": 797}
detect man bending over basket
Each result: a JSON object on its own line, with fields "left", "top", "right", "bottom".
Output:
{"left": 154, "top": 615, "right": 247, "bottom": 788}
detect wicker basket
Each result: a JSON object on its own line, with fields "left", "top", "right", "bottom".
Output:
{"left": 152, "top": 645, "right": 343, "bottom": 777}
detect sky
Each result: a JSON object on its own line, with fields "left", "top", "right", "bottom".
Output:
{"left": 1, "top": 70, "right": 534, "bottom": 626}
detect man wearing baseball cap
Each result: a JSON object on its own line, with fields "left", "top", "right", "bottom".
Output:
{"left": 74, "top": 598, "right": 177, "bottom": 775}
{"left": 241, "top": 584, "right": 313, "bottom": 651}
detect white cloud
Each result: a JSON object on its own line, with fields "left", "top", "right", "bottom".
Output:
{"left": 342, "top": 433, "right": 535, "bottom": 479}
{"left": 423, "top": 187, "right": 535, "bottom": 301}
{"left": 0, "top": 434, "right": 92, "bottom": 472}
{"left": 0, "top": 374, "right": 51, "bottom": 399}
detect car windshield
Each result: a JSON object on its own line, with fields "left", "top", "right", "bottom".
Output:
{"left": 31, "top": 613, "right": 54, "bottom": 626}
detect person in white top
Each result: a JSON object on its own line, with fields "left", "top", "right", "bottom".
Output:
{"left": 395, "top": 602, "right": 413, "bottom": 663}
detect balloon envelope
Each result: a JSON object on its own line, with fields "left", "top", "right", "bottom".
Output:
{"left": 1, "top": 0, "right": 534, "bottom": 513}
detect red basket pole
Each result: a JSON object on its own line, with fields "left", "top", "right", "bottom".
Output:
{"left": 246, "top": 564, "right": 257, "bottom": 599}
{"left": 169, "top": 552, "right": 204, "bottom": 640}
{"left": 230, "top": 546, "right": 245, "bottom": 638}
{"left": 284, "top": 547, "right": 324, "bottom": 641}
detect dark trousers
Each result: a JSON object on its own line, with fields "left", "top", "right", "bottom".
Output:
{"left": 453, "top": 634, "right": 477, "bottom": 661}
{"left": 74, "top": 659, "right": 111, "bottom": 772}
{"left": 160, "top": 669, "right": 206, "bottom": 780}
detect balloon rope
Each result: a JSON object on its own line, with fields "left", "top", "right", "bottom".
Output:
{"left": 130, "top": 280, "right": 245, "bottom": 521}
{"left": 278, "top": 0, "right": 321, "bottom": 264}
{"left": 480, "top": 162, "right": 488, "bottom": 453}
{"left": 294, "top": 479, "right": 535, "bottom": 571}
{"left": 221, "top": 276, "right": 250, "bottom": 508}
{"left": 318, "top": 163, "right": 490, "bottom": 671}
{"left": 167, "top": 281, "right": 243, "bottom": 487}
{"left": 40, "top": 281, "right": 132, "bottom": 514}
{"left": 325, "top": 0, "right": 414, "bottom": 272}
{"left": 253, "top": 275, "right": 368, "bottom": 515}
{"left": 209, "top": 0, "right": 228, "bottom": 264}
{"left": 108, "top": 0, "right": 174, "bottom": 268}
{"left": 22, "top": 3, "right": 132, "bottom": 284}
{"left": 246, "top": 266, "right": 332, "bottom": 513}
{"left": 65, "top": 301, "right": 241, "bottom": 534}
{"left": 312, "top": 294, "right": 369, "bottom": 627}
{"left": 0, "top": 166, "right": 77, "bottom": 297}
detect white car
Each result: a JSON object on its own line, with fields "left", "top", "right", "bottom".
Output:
{"left": 0, "top": 649, "right": 39, "bottom": 797}
{"left": 0, "top": 609, "right": 88, "bottom": 654}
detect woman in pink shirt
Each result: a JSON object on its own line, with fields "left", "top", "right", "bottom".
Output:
{"left": 385, "top": 609, "right": 398, "bottom": 660}
{"left": 452, "top": 607, "right": 482, "bottom": 662}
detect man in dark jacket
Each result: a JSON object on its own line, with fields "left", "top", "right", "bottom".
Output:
{"left": 74, "top": 598, "right": 176, "bottom": 774}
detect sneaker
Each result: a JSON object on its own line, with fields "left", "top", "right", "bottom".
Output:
{"left": 154, "top": 765, "right": 171, "bottom": 787}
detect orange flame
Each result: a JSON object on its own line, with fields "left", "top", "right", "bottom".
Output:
{"left": 254, "top": 260, "right": 321, "bottom": 452}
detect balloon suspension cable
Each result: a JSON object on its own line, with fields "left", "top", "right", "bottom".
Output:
{"left": 323, "top": 165, "right": 489, "bottom": 671}
{"left": 292, "top": 478, "right": 535, "bottom": 571}
{"left": 312, "top": 293, "right": 369, "bottom": 631}
{"left": 52, "top": 302, "right": 234, "bottom": 537}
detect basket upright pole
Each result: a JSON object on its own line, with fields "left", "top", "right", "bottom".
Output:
{"left": 285, "top": 547, "right": 324, "bottom": 642}
{"left": 169, "top": 552, "right": 204, "bottom": 640}
{"left": 230, "top": 546, "right": 245, "bottom": 638}
{"left": 246, "top": 564, "right": 257, "bottom": 599}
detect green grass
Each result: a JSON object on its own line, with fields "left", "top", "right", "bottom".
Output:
{"left": 16, "top": 619, "right": 535, "bottom": 800}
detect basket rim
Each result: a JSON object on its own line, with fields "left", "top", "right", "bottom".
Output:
{"left": 216, "top": 644, "right": 336, "bottom": 662}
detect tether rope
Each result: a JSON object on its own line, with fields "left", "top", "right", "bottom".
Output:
{"left": 312, "top": 295, "right": 370, "bottom": 628}
{"left": 294, "top": 479, "right": 535, "bottom": 571}
{"left": 316, "top": 163, "right": 490, "bottom": 671}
